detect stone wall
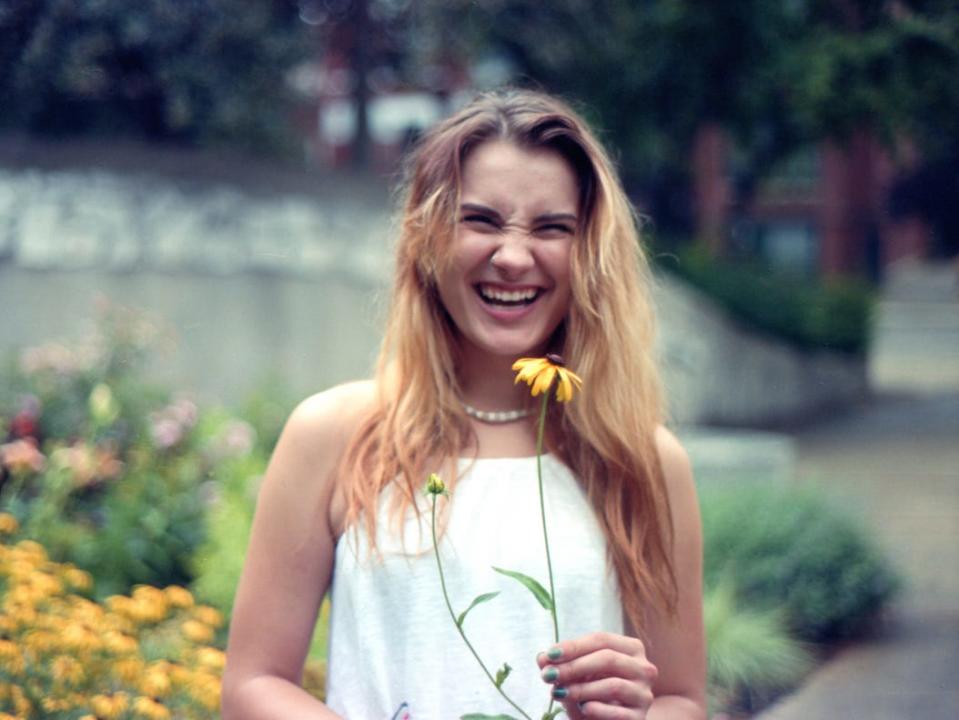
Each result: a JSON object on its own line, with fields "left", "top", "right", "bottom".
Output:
{"left": 655, "top": 273, "right": 868, "bottom": 426}
{"left": 0, "top": 162, "right": 866, "bottom": 426}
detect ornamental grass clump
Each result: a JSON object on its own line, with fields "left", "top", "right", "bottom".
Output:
{"left": 0, "top": 514, "right": 224, "bottom": 718}
{"left": 427, "top": 355, "right": 581, "bottom": 720}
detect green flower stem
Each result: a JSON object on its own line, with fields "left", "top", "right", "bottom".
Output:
{"left": 536, "top": 392, "right": 559, "bottom": 643}
{"left": 430, "top": 493, "right": 533, "bottom": 720}
{"left": 536, "top": 391, "right": 560, "bottom": 719}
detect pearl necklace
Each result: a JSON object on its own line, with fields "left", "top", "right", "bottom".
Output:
{"left": 461, "top": 401, "right": 534, "bottom": 424}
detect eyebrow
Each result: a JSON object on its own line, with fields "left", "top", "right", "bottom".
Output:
{"left": 459, "top": 203, "right": 578, "bottom": 225}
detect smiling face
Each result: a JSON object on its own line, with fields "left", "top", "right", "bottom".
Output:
{"left": 435, "top": 139, "right": 579, "bottom": 362}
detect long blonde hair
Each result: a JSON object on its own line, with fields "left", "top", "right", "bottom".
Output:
{"left": 340, "top": 89, "right": 676, "bottom": 632}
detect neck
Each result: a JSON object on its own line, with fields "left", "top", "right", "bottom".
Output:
{"left": 456, "top": 348, "right": 533, "bottom": 411}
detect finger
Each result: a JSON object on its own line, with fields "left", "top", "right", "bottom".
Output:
{"left": 543, "top": 632, "right": 646, "bottom": 664}
{"left": 553, "top": 677, "right": 653, "bottom": 711}
{"left": 557, "top": 698, "right": 585, "bottom": 720}
{"left": 541, "top": 648, "right": 657, "bottom": 686}
{"left": 568, "top": 701, "right": 646, "bottom": 720}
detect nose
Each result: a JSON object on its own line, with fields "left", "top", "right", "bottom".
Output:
{"left": 489, "top": 231, "right": 535, "bottom": 277}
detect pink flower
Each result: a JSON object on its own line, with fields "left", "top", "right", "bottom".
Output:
{"left": 150, "top": 417, "right": 183, "bottom": 449}
{"left": 0, "top": 438, "right": 46, "bottom": 475}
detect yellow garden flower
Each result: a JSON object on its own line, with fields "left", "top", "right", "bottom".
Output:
{"left": 91, "top": 692, "right": 130, "bottom": 719}
{"left": 512, "top": 354, "right": 583, "bottom": 403}
{"left": 50, "top": 655, "right": 85, "bottom": 685}
{"left": 0, "top": 513, "right": 19, "bottom": 535}
{"left": 181, "top": 618, "right": 214, "bottom": 644}
{"left": 191, "top": 605, "right": 224, "bottom": 629}
{"left": 140, "top": 667, "right": 171, "bottom": 697}
{"left": 62, "top": 566, "right": 93, "bottom": 592}
{"left": 194, "top": 646, "right": 226, "bottom": 671}
{"left": 132, "top": 696, "right": 171, "bottom": 720}
{"left": 164, "top": 585, "right": 194, "bottom": 609}
{"left": 186, "top": 671, "right": 221, "bottom": 710}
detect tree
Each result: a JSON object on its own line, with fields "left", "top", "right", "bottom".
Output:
{"left": 409, "top": 1, "right": 959, "bottom": 239}
{"left": 0, "top": 0, "right": 311, "bottom": 152}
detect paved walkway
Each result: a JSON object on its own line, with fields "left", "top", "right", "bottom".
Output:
{"left": 756, "top": 261, "right": 959, "bottom": 720}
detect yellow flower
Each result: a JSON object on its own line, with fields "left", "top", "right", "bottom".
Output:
{"left": 104, "top": 630, "right": 139, "bottom": 655}
{"left": 91, "top": 692, "right": 129, "bottom": 719}
{"left": 132, "top": 696, "right": 171, "bottom": 720}
{"left": 50, "top": 654, "right": 85, "bottom": 685}
{"left": 112, "top": 657, "right": 145, "bottom": 684}
{"left": 194, "top": 646, "right": 226, "bottom": 671}
{"left": 140, "top": 667, "right": 171, "bottom": 697}
{"left": 424, "top": 473, "right": 447, "bottom": 496}
{"left": 164, "top": 585, "right": 194, "bottom": 609}
{"left": 62, "top": 566, "right": 93, "bottom": 592}
{"left": 181, "top": 619, "right": 214, "bottom": 644}
{"left": 512, "top": 354, "right": 583, "bottom": 403}
{"left": 191, "top": 606, "right": 223, "bottom": 629}
{"left": 0, "top": 513, "right": 19, "bottom": 535}
{"left": 186, "top": 671, "right": 221, "bottom": 710}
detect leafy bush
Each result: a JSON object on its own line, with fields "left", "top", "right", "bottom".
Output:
{"left": 190, "top": 427, "right": 332, "bottom": 667}
{"left": 661, "top": 243, "right": 875, "bottom": 354}
{"left": 705, "top": 580, "right": 811, "bottom": 714}
{"left": 0, "top": 304, "right": 258, "bottom": 597}
{"left": 0, "top": 515, "right": 224, "bottom": 717}
{"left": 701, "top": 481, "right": 900, "bottom": 642}
{"left": 0, "top": 0, "right": 309, "bottom": 152}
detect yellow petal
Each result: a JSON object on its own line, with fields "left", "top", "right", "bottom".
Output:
{"left": 556, "top": 372, "right": 572, "bottom": 402}
{"left": 512, "top": 357, "right": 549, "bottom": 386}
{"left": 531, "top": 366, "right": 556, "bottom": 397}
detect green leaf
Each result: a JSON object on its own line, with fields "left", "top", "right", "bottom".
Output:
{"left": 494, "top": 661, "right": 512, "bottom": 688}
{"left": 456, "top": 591, "right": 500, "bottom": 628}
{"left": 492, "top": 566, "right": 554, "bottom": 611}
{"left": 542, "top": 709, "right": 565, "bottom": 720}
{"left": 461, "top": 715, "right": 519, "bottom": 720}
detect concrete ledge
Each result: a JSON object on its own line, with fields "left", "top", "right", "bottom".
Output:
{"left": 679, "top": 428, "right": 797, "bottom": 485}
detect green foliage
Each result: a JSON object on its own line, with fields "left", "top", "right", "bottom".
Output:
{"left": 457, "top": 591, "right": 501, "bottom": 629}
{"left": 0, "top": 304, "right": 261, "bottom": 598}
{"left": 705, "top": 581, "right": 812, "bottom": 713}
{"left": 190, "top": 451, "right": 263, "bottom": 614}
{"left": 0, "top": 0, "right": 310, "bottom": 152}
{"left": 701, "top": 481, "right": 901, "bottom": 642}
{"left": 417, "top": 1, "right": 958, "bottom": 233}
{"left": 664, "top": 243, "right": 875, "bottom": 354}
{"left": 492, "top": 566, "right": 553, "bottom": 612}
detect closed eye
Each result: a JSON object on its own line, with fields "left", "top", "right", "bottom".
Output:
{"left": 462, "top": 214, "right": 498, "bottom": 227}
{"left": 536, "top": 223, "right": 574, "bottom": 235}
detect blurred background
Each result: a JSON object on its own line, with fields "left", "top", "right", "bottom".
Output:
{"left": 0, "top": 2, "right": 956, "bottom": 718}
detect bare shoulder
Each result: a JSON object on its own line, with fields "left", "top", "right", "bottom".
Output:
{"left": 253, "top": 379, "right": 376, "bottom": 524}
{"left": 654, "top": 424, "right": 694, "bottom": 494}
{"left": 272, "top": 380, "right": 377, "bottom": 535}
{"left": 278, "top": 380, "right": 377, "bottom": 464}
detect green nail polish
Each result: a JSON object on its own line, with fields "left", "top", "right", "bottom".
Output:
{"left": 547, "top": 646, "right": 563, "bottom": 660}
{"left": 552, "top": 687, "right": 568, "bottom": 699}
{"left": 542, "top": 666, "right": 559, "bottom": 682}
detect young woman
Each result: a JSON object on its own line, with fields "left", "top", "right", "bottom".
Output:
{"left": 222, "top": 89, "right": 706, "bottom": 719}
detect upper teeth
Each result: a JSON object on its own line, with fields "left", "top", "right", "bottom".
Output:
{"left": 480, "top": 285, "right": 538, "bottom": 302}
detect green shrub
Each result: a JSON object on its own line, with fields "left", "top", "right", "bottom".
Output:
{"left": 190, "top": 407, "right": 331, "bottom": 663}
{"left": 701, "top": 481, "right": 900, "bottom": 642}
{"left": 705, "top": 580, "right": 812, "bottom": 714}
{"left": 191, "top": 451, "right": 263, "bottom": 613}
{"left": 0, "top": 304, "right": 259, "bottom": 598}
{"left": 661, "top": 243, "right": 875, "bottom": 354}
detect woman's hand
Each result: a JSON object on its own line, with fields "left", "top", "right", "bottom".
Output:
{"left": 537, "top": 632, "right": 658, "bottom": 719}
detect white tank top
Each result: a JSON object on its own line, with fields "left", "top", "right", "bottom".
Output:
{"left": 325, "top": 455, "right": 624, "bottom": 719}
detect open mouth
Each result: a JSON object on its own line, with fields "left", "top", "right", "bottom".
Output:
{"left": 476, "top": 283, "right": 542, "bottom": 308}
